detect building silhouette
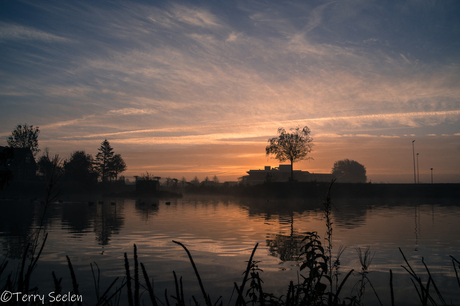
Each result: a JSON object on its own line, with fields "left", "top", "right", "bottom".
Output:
{"left": 241, "top": 164, "right": 333, "bottom": 184}
{"left": 0, "top": 146, "right": 37, "bottom": 181}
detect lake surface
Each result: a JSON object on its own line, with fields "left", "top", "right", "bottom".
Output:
{"left": 1, "top": 194, "right": 459, "bottom": 305}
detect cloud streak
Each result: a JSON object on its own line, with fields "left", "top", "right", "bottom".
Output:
{"left": 0, "top": 22, "right": 70, "bottom": 42}
{"left": 29, "top": 110, "right": 459, "bottom": 146}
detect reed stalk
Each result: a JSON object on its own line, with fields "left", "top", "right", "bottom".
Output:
{"left": 172, "top": 271, "right": 185, "bottom": 306}
{"left": 91, "top": 262, "right": 101, "bottom": 301}
{"left": 90, "top": 261, "right": 122, "bottom": 306}
{"left": 51, "top": 271, "right": 63, "bottom": 306}
{"left": 124, "top": 252, "right": 134, "bottom": 306}
{"left": 141, "top": 262, "right": 158, "bottom": 306}
{"left": 398, "top": 247, "right": 451, "bottom": 306}
{"left": 66, "top": 255, "right": 83, "bottom": 306}
{"left": 172, "top": 240, "right": 213, "bottom": 306}
{"left": 389, "top": 269, "right": 394, "bottom": 306}
{"left": 235, "top": 243, "right": 259, "bottom": 306}
{"left": 134, "top": 244, "right": 140, "bottom": 306}
{"left": 451, "top": 256, "right": 460, "bottom": 289}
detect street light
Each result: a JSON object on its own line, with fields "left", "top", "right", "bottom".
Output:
{"left": 431, "top": 168, "right": 433, "bottom": 184}
{"left": 412, "top": 140, "right": 416, "bottom": 184}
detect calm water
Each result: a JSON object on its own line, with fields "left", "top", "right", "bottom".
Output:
{"left": 1, "top": 195, "right": 459, "bottom": 305}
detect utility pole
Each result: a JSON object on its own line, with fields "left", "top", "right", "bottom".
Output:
{"left": 431, "top": 168, "right": 433, "bottom": 184}
{"left": 416, "top": 153, "right": 419, "bottom": 184}
{"left": 412, "top": 140, "right": 416, "bottom": 184}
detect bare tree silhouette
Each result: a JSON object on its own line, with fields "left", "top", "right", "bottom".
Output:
{"left": 266, "top": 126, "right": 314, "bottom": 181}
{"left": 7, "top": 124, "right": 40, "bottom": 156}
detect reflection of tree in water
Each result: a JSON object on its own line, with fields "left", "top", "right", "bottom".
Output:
{"left": 60, "top": 200, "right": 125, "bottom": 244}
{"left": 93, "top": 201, "right": 124, "bottom": 246}
{"left": 239, "top": 198, "right": 319, "bottom": 221}
{"left": 240, "top": 197, "right": 376, "bottom": 261}
{"left": 0, "top": 200, "right": 36, "bottom": 258}
{"left": 0, "top": 198, "right": 126, "bottom": 253}
{"left": 266, "top": 214, "right": 307, "bottom": 262}
{"left": 243, "top": 197, "right": 365, "bottom": 262}
{"left": 236, "top": 198, "right": 316, "bottom": 262}
{"left": 61, "top": 202, "right": 96, "bottom": 235}
{"left": 0, "top": 199, "right": 63, "bottom": 258}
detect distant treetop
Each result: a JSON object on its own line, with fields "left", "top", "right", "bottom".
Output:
{"left": 7, "top": 124, "right": 40, "bottom": 156}
{"left": 332, "top": 159, "right": 367, "bottom": 183}
{"left": 94, "top": 139, "right": 126, "bottom": 182}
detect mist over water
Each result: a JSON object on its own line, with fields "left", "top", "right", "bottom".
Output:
{"left": 1, "top": 195, "right": 459, "bottom": 305}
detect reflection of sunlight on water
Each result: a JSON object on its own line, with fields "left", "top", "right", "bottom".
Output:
{"left": 1, "top": 196, "right": 459, "bottom": 305}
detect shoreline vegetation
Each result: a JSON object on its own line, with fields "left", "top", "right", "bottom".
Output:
{"left": 1, "top": 180, "right": 460, "bottom": 305}
{"left": 1, "top": 180, "right": 460, "bottom": 200}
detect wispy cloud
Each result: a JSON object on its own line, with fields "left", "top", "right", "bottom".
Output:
{"left": 0, "top": 22, "right": 70, "bottom": 42}
{"left": 170, "top": 4, "right": 222, "bottom": 28}
{"left": 32, "top": 109, "right": 458, "bottom": 146}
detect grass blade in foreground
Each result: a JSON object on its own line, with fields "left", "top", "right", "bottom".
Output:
{"left": 173, "top": 240, "right": 213, "bottom": 306}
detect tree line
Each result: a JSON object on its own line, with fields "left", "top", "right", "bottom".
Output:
{"left": 39, "top": 139, "right": 127, "bottom": 184}
{"left": 3, "top": 124, "right": 126, "bottom": 187}
{"left": 2, "top": 123, "right": 367, "bottom": 190}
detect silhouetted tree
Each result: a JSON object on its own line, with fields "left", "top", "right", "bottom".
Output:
{"left": 64, "top": 151, "right": 98, "bottom": 185}
{"left": 266, "top": 126, "right": 314, "bottom": 181}
{"left": 94, "top": 140, "right": 126, "bottom": 182}
{"left": 95, "top": 139, "right": 114, "bottom": 182}
{"left": 140, "top": 172, "right": 153, "bottom": 181}
{"left": 7, "top": 124, "right": 40, "bottom": 156}
{"left": 332, "top": 159, "right": 367, "bottom": 183}
{"left": 213, "top": 175, "right": 219, "bottom": 183}
{"left": 37, "top": 148, "right": 61, "bottom": 179}
{"left": 181, "top": 177, "right": 187, "bottom": 187}
{"left": 191, "top": 176, "right": 200, "bottom": 186}
{"left": 109, "top": 154, "right": 126, "bottom": 180}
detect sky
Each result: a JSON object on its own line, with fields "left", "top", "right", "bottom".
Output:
{"left": 1, "top": 0, "right": 459, "bottom": 183}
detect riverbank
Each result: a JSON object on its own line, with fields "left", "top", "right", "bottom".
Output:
{"left": 235, "top": 181, "right": 460, "bottom": 199}
{"left": 1, "top": 179, "right": 459, "bottom": 200}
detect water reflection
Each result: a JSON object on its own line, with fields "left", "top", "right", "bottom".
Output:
{"left": 0, "top": 199, "right": 127, "bottom": 250}
{"left": 329, "top": 198, "right": 368, "bottom": 229}
{"left": 92, "top": 200, "right": 124, "bottom": 245}
{"left": 0, "top": 195, "right": 459, "bottom": 306}
{"left": 61, "top": 202, "right": 96, "bottom": 235}
{"left": 2, "top": 196, "right": 459, "bottom": 256}
{"left": 266, "top": 215, "right": 307, "bottom": 262}
{"left": 134, "top": 198, "right": 159, "bottom": 220}
{"left": 0, "top": 200, "right": 35, "bottom": 258}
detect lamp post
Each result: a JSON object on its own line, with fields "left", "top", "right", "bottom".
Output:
{"left": 412, "top": 140, "right": 416, "bottom": 184}
{"left": 416, "top": 153, "right": 419, "bottom": 184}
{"left": 431, "top": 168, "right": 433, "bottom": 184}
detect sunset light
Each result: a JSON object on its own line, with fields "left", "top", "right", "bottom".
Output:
{"left": 1, "top": 2, "right": 460, "bottom": 304}
{"left": 1, "top": 1, "right": 459, "bottom": 183}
